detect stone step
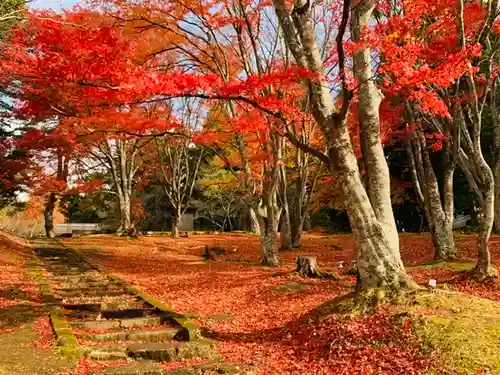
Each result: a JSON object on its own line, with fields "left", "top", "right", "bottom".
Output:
{"left": 71, "top": 315, "right": 168, "bottom": 330}
{"left": 90, "top": 361, "right": 165, "bottom": 375}
{"left": 63, "top": 303, "right": 102, "bottom": 312}
{"left": 71, "top": 319, "right": 122, "bottom": 330}
{"left": 52, "top": 276, "right": 108, "bottom": 283}
{"left": 57, "top": 281, "right": 117, "bottom": 290}
{"left": 77, "top": 328, "right": 179, "bottom": 343}
{"left": 86, "top": 349, "right": 129, "bottom": 361}
{"left": 56, "top": 289, "right": 124, "bottom": 298}
{"left": 127, "top": 341, "right": 218, "bottom": 362}
{"left": 60, "top": 296, "right": 140, "bottom": 308}
{"left": 102, "top": 308, "right": 156, "bottom": 319}
{"left": 164, "top": 364, "right": 253, "bottom": 375}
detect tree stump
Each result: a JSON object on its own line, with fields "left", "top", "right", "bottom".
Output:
{"left": 296, "top": 256, "right": 320, "bottom": 277}
{"left": 204, "top": 246, "right": 226, "bottom": 261}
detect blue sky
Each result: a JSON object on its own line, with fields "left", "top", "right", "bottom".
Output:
{"left": 30, "top": 0, "right": 81, "bottom": 10}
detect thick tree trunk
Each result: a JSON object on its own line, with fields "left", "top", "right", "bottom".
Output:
{"left": 171, "top": 211, "right": 180, "bottom": 238}
{"left": 432, "top": 220, "right": 455, "bottom": 260}
{"left": 259, "top": 216, "right": 280, "bottom": 266}
{"left": 116, "top": 194, "right": 135, "bottom": 236}
{"left": 249, "top": 207, "right": 260, "bottom": 234}
{"left": 348, "top": 0, "right": 413, "bottom": 291}
{"left": 351, "top": 0, "right": 399, "bottom": 253}
{"left": 273, "top": 0, "right": 414, "bottom": 292}
{"left": 257, "top": 195, "right": 281, "bottom": 266}
{"left": 44, "top": 192, "right": 57, "bottom": 239}
{"left": 326, "top": 125, "right": 413, "bottom": 290}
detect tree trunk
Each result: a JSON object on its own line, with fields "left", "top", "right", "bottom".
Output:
{"left": 117, "top": 194, "right": 135, "bottom": 236}
{"left": 303, "top": 211, "right": 311, "bottom": 231}
{"left": 259, "top": 216, "right": 280, "bottom": 266}
{"left": 493, "top": 157, "right": 500, "bottom": 233}
{"left": 455, "top": 101, "right": 495, "bottom": 279}
{"left": 280, "top": 210, "right": 292, "bottom": 250}
{"left": 347, "top": 0, "right": 413, "bottom": 291}
{"left": 494, "top": 176, "right": 500, "bottom": 234}
{"left": 257, "top": 196, "right": 281, "bottom": 266}
{"left": 44, "top": 192, "right": 57, "bottom": 239}
{"left": 272, "top": 0, "right": 414, "bottom": 292}
{"left": 171, "top": 211, "right": 180, "bottom": 238}
{"left": 279, "top": 164, "right": 292, "bottom": 250}
{"left": 491, "top": 93, "right": 500, "bottom": 234}
{"left": 351, "top": 0, "right": 399, "bottom": 253}
{"left": 474, "top": 174, "right": 495, "bottom": 279}
{"left": 249, "top": 207, "right": 260, "bottom": 234}
{"left": 407, "top": 130, "right": 456, "bottom": 260}
{"left": 290, "top": 207, "right": 303, "bottom": 248}
{"left": 432, "top": 220, "right": 455, "bottom": 260}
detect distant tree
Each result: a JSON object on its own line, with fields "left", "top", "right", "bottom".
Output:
{"left": 0, "top": 0, "right": 24, "bottom": 39}
{"left": 154, "top": 131, "right": 205, "bottom": 237}
{"left": 196, "top": 160, "right": 242, "bottom": 231}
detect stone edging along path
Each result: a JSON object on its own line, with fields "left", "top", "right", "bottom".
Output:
{"left": 29, "top": 238, "right": 240, "bottom": 375}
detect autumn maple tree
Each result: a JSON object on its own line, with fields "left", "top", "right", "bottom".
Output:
{"left": 0, "top": 10, "right": 178, "bottom": 236}
{"left": 1, "top": 0, "right": 497, "bottom": 291}
{"left": 378, "top": 0, "right": 500, "bottom": 278}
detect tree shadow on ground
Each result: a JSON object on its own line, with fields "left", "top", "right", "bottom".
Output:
{"left": 201, "top": 292, "right": 356, "bottom": 343}
{"left": 0, "top": 303, "right": 46, "bottom": 329}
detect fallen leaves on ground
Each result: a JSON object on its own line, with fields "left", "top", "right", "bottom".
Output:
{"left": 62, "top": 233, "right": 500, "bottom": 374}
{"left": 29, "top": 316, "right": 55, "bottom": 348}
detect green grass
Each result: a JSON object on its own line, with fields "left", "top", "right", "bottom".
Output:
{"left": 411, "top": 292, "right": 500, "bottom": 375}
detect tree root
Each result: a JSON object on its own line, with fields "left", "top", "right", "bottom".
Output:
{"left": 471, "top": 265, "right": 499, "bottom": 281}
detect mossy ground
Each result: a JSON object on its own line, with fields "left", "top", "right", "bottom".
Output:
{"left": 409, "top": 292, "right": 500, "bottom": 375}
{"left": 0, "top": 315, "right": 76, "bottom": 375}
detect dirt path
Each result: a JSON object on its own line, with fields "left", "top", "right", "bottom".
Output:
{"left": 31, "top": 240, "right": 217, "bottom": 375}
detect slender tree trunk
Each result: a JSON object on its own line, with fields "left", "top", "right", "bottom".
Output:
{"left": 303, "top": 211, "right": 311, "bottom": 231}
{"left": 408, "top": 131, "right": 456, "bottom": 260}
{"left": 492, "top": 100, "right": 500, "bottom": 233}
{"left": 44, "top": 192, "right": 57, "bottom": 239}
{"left": 476, "top": 184, "right": 494, "bottom": 278}
{"left": 280, "top": 209, "right": 292, "bottom": 250}
{"left": 455, "top": 101, "right": 495, "bottom": 278}
{"left": 279, "top": 166, "right": 292, "bottom": 250}
{"left": 494, "top": 162, "right": 500, "bottom": 233}
{"left": 290, "top": 207, "right": 303, "bottom": 248}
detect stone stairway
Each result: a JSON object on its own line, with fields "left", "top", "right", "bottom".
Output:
{"left": 32, "top": 241, "right": 220, "bottom": 375}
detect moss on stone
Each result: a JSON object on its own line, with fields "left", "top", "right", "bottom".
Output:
{"left": 409, "top": 261, "right": 475, "bottom": 271}
{"left": 166, "top": 363, "right": 254, "bottom": 375}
